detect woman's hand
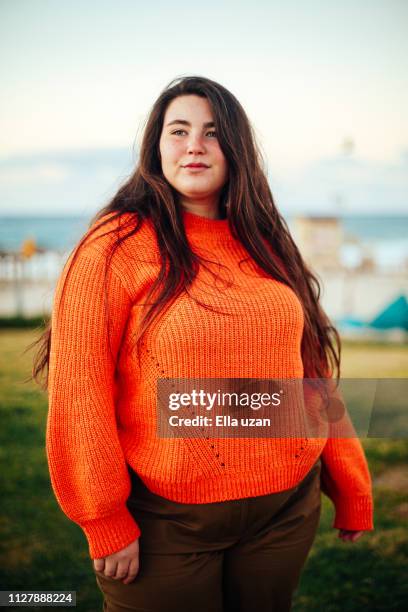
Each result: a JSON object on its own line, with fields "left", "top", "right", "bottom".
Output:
{"left": 338, "top": 529, "right": 365, "bottom": 543}
{"left": 93, "top": 538, "right": 140, "bottom": 584}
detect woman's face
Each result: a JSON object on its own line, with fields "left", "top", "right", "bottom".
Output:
{"left": 159, "top": 95, "right": 229, "bottom": 212}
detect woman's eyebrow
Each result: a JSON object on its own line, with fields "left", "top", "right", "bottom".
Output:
{"left": 166, "top": 119, "right": 215, "bottom": 128}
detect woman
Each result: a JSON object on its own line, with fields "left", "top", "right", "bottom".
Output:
{"left": 33, "top": 75, "right": 374, "bottom": 612}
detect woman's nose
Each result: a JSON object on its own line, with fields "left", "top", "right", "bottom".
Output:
{"left": 186, "top": 134, "right": 205, "bottom": 154}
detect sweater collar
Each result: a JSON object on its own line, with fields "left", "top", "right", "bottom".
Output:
{"left": 181, "top": 208, "right": 235, "bottom": 243}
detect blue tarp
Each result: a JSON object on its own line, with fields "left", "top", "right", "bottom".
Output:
{"left": 370, "top": 295, "right": 408, "bottom": 331}
{"left": 336, "top": 294, "right": 408, "bottom": 331}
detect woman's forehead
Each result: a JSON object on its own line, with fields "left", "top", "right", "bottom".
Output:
{"left": 163, "top": 95, "right": 214, "bottom": 122}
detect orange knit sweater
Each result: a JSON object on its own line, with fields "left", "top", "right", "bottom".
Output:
{"left": 46, "top": 209, "right": 374, "bottom": 559}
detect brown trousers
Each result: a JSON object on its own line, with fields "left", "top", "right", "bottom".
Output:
{"left": 94, "top": 457, "right": 322, "bottom": 612}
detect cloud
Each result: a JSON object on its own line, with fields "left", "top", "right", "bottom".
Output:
{"left": 273, "top": 149, "right": 408, "bottom": 215}
{"left": 0, "top": 162, "right": 69, "bottom": 184}
{"left": 0, "top": 146, "right": 406, "bottom": 216}
{"left": 0, "top": 148, "right": 136, "bottom": 215}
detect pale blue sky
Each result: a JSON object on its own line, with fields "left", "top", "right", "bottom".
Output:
{"left": 1, "top": 0, "right": 407, "bottom": 215}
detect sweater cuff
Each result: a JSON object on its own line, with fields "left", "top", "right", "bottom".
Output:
{"left": 81, "top": 505, "right": 141, "bottom": 559}
{"left": 331, "top": 495, "right": 374, "bottom": 531}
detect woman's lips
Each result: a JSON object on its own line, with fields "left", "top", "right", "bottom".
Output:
{"left": 183, "top": 164, "right": 209, "bottom": 172}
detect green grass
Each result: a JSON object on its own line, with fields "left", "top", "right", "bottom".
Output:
{"left": 0, "top": 329, "right": 407, "bottom": 611}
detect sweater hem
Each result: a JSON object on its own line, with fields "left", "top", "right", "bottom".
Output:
{"left": 138, "top": 459, "right": 323, "bottom": 504}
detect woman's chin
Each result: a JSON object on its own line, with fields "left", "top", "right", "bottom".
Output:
{"left": 177, "top": 185, "right": 215, "bottom": 199}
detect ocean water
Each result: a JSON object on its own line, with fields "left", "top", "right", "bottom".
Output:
{"left": 0, "top": 214, "right": 407, "bottom": 270}
{"left": 0, "top": 216, "right": 90, "bottom": 252}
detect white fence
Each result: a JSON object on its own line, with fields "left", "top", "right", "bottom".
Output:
{"left": 0, "top": 250, "right": 407, "bottom": 324}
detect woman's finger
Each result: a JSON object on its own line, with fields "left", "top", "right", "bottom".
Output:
{"left": 114, "top": 559, "right": 130, "bottom": 580}
{"left": 122, "top": 557, "right": 140, "bottom": 584}
{"left": 338, "top": 529, "right": 364, "bottom": 542}
{"left": 103, "top": 559, "right": 118, "bottom": 578}
{"left": 93, "top": 558, "right": 105, "bottom": 573}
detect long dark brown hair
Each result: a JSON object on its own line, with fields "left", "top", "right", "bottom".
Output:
{"left": 28, "top": 74, "right": 340, "bottom": 391}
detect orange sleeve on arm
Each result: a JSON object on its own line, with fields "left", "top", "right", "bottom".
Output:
{"left": 320, "top": 438, "right": 374, "bottom": 531}
{"left": 46, "top": 246, "right": 141, "bottom": 559}
{"left": 319, "top": 377, "right": 374, "bottom": 531}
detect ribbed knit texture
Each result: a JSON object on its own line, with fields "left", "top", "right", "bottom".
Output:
{"left": 46, "top": 209, "right": 374, "bottom": 559}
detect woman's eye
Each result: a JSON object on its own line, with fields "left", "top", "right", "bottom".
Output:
{"left": 170, "top": 130, "right": 217, "bottom": 137}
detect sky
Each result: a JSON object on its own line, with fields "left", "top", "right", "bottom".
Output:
{"left": 1, "top": 0, "right": 407, "bottom": 216}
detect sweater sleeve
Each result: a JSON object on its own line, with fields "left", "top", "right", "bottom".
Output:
{"left": 319, "top": 379, "right": 374, "bottom": 531}
{"left": 46, "top": 245, "right": 141, "bottom": 559}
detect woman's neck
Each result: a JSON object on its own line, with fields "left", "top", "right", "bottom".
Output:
{"left": 180, "top": 200, "right": 221, "bottom": 220}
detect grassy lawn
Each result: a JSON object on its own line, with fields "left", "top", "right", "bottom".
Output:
{"left": 0, "top": 329, "right": 407, "bottom": 611}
